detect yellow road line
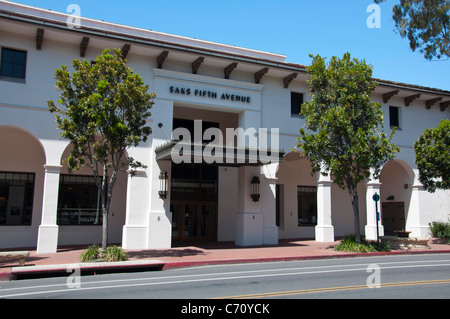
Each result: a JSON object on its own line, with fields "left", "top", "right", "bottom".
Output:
{"left": 212, "top": 279, "right": 450, "bottom": 299}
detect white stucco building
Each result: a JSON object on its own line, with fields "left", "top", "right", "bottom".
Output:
{"left": 0, "top": 1, "right": 448, "bottom": 253}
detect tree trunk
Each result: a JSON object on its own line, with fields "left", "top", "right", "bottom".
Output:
{"left": 101, "top": 164, "right": 109, "bottom": 250}
{"left": 101, "top": 165, "right": 118, "bottom": 250}
{"left": 102, "top": 209, "right": 108, "bottom": 250}
{"left": 347, "top": 183, "right": 361, "bottom": 243}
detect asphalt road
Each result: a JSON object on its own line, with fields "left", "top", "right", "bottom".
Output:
{"left": 1, "top": 253, "right": 449, "bottom": 308}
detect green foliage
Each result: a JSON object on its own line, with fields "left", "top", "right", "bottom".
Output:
{"left": 294, "top": 52, "right": 399, "bottom": 242}
{"left": 48, "top": 48, "right": 154, "bottom": 176}
{"left": 334, "top": 234, "right": 390, "bottom": 253}
{"left": 429, "top": 221, "right": 450, "bottom": 239}
{"left": 414, "top": 119, "right": 450, "bottom": 192}
{"left": 48, "top": 48, "right": 155, "bottom": 249}
{"left": 80, "top": 244, "right": 128, "bottom": 262}
{"left": 80, "top": 244, "right": 100, "bottom": 262}
{"left": 102, "top": 245, "right": 128, "bottom": 262}
{"left": 376, "top": 0, "right": 450, "bottom": 60}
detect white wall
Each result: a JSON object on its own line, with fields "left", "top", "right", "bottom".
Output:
{"left": 0, "top": 11, "right": 448, "bottom": 249}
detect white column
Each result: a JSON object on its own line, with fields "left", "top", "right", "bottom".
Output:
{"left": 122, "top": 169, "right": 150, "bottom": 249}
{"left": 237, "top": 111, "right": 260, "bottom": 149}
{"left": 147, "top": 99, "right": 173, "bottom": 249}
{"left": 315, "top": 172, "right": 334, "bottom": 242}
{"left": 407, "top": 170, "right": 430, "bottom": 238}
{"left": 147, "top": 159, "right": 172, "bottom": 249}
{"left": 365, "top": 171, "right": 384, "bottom": 240}
{"left": 235, "top": 166, "right": 263, "bottom": 246}
{"left": 36, "top": 164, "right": 62, "bottom": 254}
{"left": 261, "top": 163, "right": 279, "bottom": 245}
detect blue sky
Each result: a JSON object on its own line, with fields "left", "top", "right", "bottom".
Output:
{"left": 8, "top": 0, "right": 450, "bottom": 91}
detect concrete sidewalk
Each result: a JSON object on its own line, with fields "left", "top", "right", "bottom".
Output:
{"left": 1, "top": 238, "right": 449, "bottom": 280}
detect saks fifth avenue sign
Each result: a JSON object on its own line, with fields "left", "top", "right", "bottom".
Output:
{"left": 169, "top": 86, "right": 251, "bottom": 104}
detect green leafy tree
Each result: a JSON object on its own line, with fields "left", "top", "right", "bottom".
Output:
{"left": 294, "top": 52, "right": 399, "bottom": 243}
{"left": 414, "top": 119, "right": 450, "bottom": 192}
{"left": 48, "top": 49, "right": 155, "bottom": 249}
{"left": 375, "top": 0, "right": 450, "bottom": 60}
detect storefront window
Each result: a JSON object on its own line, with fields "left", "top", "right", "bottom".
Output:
{"left": 298, "top": 186, "right": 317, "bottom": 226}
{"left": 0, "top": 172, "right": 34, "bottom": 225}
{"left": 57, "top": 175, "right": 102, "bottom": 225}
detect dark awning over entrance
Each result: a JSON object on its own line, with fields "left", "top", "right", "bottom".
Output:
{"left": 155, "top": 140, "right": 284, "bottom": 167}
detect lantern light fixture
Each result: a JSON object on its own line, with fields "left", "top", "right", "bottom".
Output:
{"left": 251, "top": 176, "right": 260, "bottom": 202}
{"left": 158, "top": 171, "right": 168, "bottom": 199}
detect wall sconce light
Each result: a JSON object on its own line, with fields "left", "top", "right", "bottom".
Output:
{"left": 387, "top": 195, "right": 395, "bottom": 200}
{"left": 158, "top": 171, "right": 168, "bottom": 199}
{"left": 251, "top": 176, "right": 260, "bottom": 202}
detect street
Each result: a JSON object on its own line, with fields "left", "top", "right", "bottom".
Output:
{"left": 1, "top": 254, "right": 449, "bottom": 304}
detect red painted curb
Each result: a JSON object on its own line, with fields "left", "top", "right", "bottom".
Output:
{"left": 2, "top": 249, "right": 449, "bottom": 280}
{"left": 162, "top": 249, "right": 450, "bottom": 270}
{"left": 0, "top": 272, "right": 13, "bottom": 281}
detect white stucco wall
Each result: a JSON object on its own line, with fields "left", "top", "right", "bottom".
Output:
{"left": 0, "top": 2, "right": 448, "bottom": 249}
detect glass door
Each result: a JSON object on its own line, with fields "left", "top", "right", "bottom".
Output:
{"left": 170, "top": 202, "right": 217, "bottom": 242}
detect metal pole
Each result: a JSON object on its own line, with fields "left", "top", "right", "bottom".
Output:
{"left": 373, "top": 193, "right": 380, "bottom": 245}
{"left": 376, "top": 200, "right": 380, "bottom": 244}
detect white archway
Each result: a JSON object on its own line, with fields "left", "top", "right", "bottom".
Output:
{"left": 0, "top": 125, "right": 46, "bottom": 249}
{"left": 379, "top": 159, "right": 415, "bottom": 236}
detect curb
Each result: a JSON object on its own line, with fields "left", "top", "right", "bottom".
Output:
{"left": 162, "top": 249, "right": 450, "bottom": 270}
{"left": 3, "top": 249, "right": 450, "bottom": 280}
{"left": 0, "top": 272, "right": 13, "bottom": 281}
{"left": 8, "top": 259, "right": 166, "bottom": 280}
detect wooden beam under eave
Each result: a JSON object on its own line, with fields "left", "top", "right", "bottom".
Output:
{"left": 255, "top": 68, "right": 269, "bottom": 84}
{"left": 425, "top": 97, "right": 442, "bottom": 109}
{"left": 122, "top": 44, "right": 131, "bottom": 59}
{"left": 404, "top": 93, "right": 421, "bottom": 106}
{"left": 157, "top": 51, "right": 169, "bottom": 69}
{"left": 283, "top": 73, "right": 298, "bottom": 88}
{"left": 192, "top": 57, "right": 204, "bottom": 74}
{"left": 80, "top": 37, "right": 89, "bottom": 57}
{"left": 383, "top": 90, "right": 399, "bottom": 103}
{"left": 36, "top": 28, "right": 44, "bottom": 50}
{"left": 224, "top": 62, "right": 237, "bottom": 79}
{"left": 440, "top": 101, "right": 450, "bottom": 112}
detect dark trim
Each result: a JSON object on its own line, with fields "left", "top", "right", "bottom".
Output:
{"left": 1, "top": 10, "right": 450, "bottom": 97}
{"left": 155, "top": 140, "right": 284, "bottom": 167}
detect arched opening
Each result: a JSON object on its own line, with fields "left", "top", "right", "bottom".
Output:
{"left": 0, "top": 125, "right": 46, "bottom": 248}
{"left": 380, "top": 159, "right": 414, "bottom": 235}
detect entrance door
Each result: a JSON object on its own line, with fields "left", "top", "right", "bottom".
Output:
{"left": 382, "top": 202, "right": 406, "bottom": 236}
{"left": 171, "top": 202, "right": 217, "bottom": 241}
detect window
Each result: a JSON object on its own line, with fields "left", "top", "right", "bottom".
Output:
{"left": 1, "top": 48, "right": 27, "bottom": 79}
{"left": 291, "top": 92, "right": 304, "bottom": 117}
{"left": 171, "top": 163, "right": 218, "bottom": 202}
{"left": 297, "top": 186, "right": 317, "bottom": 226}
{"left": 276, "top": 184, "right": 284, "bottom": 227}
{"left": 57, "top": 175, "right": 102, "bottom": 225}
{"left": 0, "top": 172, "right": 35, "bottom": 226}
{"left": 389, "top": 106, "right": 400, "bottom": 128}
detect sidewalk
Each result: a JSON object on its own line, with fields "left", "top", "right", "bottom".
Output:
{"left": 1, "top": 238, "right": 449, "bottom": 280}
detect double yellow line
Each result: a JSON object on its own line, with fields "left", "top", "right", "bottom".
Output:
{"left": 213, "top": 279, "right": 450, "bottom": 299}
